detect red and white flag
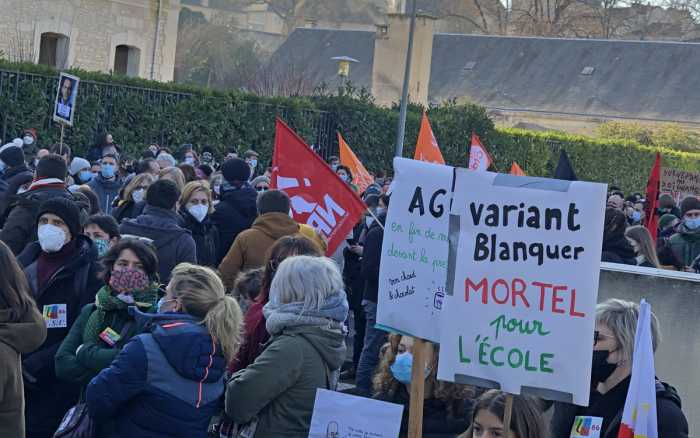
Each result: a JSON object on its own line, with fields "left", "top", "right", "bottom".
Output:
{"left": 271, "top": 118, "right": 366, "bottom": 256}
{"left": 468, "top": 132, "right": 492, "bottom": 171}
{"left": 618, "top": 299, "right": 658, "bottom": 438}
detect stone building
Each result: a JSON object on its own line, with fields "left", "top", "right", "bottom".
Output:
{"left": 0, "top": 0, "right": 181, "bottom": 81}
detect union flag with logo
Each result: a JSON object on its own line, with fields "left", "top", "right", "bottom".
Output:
{"left": 271, "top": 118, "right": 367, "bottom": 255}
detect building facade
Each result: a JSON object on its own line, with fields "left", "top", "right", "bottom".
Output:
{"left": 0, "top": 0, "right": 181, "bottom": 81}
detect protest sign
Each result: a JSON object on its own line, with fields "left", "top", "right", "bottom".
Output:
{"left": 377, "top": 157, "right": 453, "bottom": 342}
{"left": 437, "top": 170, "right": 606, "bottom": 406}
{"left": 308, "top": 389, "right": 403, "bottom": 438}
{"left": 53, "top": 72, "right": 79, "bottom": 126}
{"left": 660, "top": 168, "right": 700, "bottom": 203}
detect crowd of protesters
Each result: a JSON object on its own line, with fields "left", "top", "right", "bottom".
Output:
{"left": 0, "top": 131, "right": 691, "bottom": 438}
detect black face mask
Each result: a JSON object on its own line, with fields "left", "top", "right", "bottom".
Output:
{"left": 591, "top": 350, "right": 617, "bottom": 385}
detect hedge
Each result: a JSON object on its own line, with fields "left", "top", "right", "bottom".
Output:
{"left": 1, "top": 60, "right": 699, "bottom": 192}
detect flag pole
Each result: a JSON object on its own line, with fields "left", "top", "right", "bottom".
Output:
{"left": 393, "top": 0, "right": 418, "bottom": 159}
{"left": 366, "top": 207, "right": 385, "bottom": 231}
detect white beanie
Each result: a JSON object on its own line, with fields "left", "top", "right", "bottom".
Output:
{"left": 69, "top": 157, "right": 91, "bottom": 176}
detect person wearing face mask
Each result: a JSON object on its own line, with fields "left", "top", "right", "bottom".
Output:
{"left": 0, "top": 154, "right": 73, "bottom": 255}
{"left": 111, "top": 173, "right": 154, "bottom": 223}
{"left": 624, "top": 225, "right": 660, "bottom": 268}
{"left": 336, "top": 164, "right": 359, "bottom": 192}
{"left": 251, "top": 175, "right": 270, "bottom": 193}
{"left": 84, "top": 214, "right": 121, "bottom": 257}
{"left": 656, "top": 194, "right": 681, "bottom": 219}
{"left": 328, "top": 155, "right": 340, "bottom": 172}
{"left": 373, "top": 334, "right": 476, "bottom": 436}
{"left": 68, "top": 156, "right": 93, "bottom": 185}
{"left": 88, "top": 153, "right": 124, "bottom": 215}
{"left": 667, "top": 196, "right": 700, "bottom": 269}
{"left": 243, "top": 149, "right": 259, "bottom": 180}
{"left": 219, "top": 189, "right": 302, "bottom": 291}
{"left": 178, "top": 181, "right": 219, "bottom": 267}
{"left": 459, "top": 390, "right": 547, "bottom": 438}
{"left": 16, "top": 197, "right": 102, "bottom": 438}
{"left": 0, "top": 138, "right": 33, "bottom": 220}
{"left": 55, "top": 240, "right": 159, "bottom": 390}
{"left": 551, "top": 299, "right": 688, "bottom": 438}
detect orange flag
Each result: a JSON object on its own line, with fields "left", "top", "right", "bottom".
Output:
{"left": 510, "top": 161, "right": 526, "bottom": 176}
{"left": 414, "top": 112, "right": 445, "bottom": 164}
{"left": 338, "top": 132, "right": 374, "bottom": 193}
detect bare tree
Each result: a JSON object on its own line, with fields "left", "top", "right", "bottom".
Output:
{"left": 7, "top": 22, "right": 36, "bottom": 63}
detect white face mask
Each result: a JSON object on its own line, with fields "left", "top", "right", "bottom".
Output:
{"left": 184, "top": 156, "right": 195, "bottom": 166}
{"left": 38, "top": 224, "right": 66, "bottom": 253}
{"left": 188, "top": 204, "right": 208, "bottom": 222}
{"left": 23, "top": 135, "right": 34, "bottom": 145}
{"left": 131, "top": 188, "right": 145, "bottom": 204}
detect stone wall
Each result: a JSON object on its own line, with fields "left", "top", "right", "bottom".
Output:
{"left": 0, "top": 0, "right": 180, "bottom": 81}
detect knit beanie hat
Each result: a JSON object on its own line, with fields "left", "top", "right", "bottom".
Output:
{"left": 659, "top": 213, "right": 679, "bottom": 231}
{"left": 36, "top": 154, "right": 68, "bottom": 180}
{"left": 36, "top": 197, "right": 81, "bottom": 239}
{"left": 680, "top": 196, "right": 700, "bottom": 217}
{"left": 221, "top": 158, "right": 250, "bottom": 183}
{"left": 658, "top": 194, "right": 676, "bottom": 210}
{"left": 146, "top": 179, "right": 180, "bottom": 210}
{"left": 0, "top": 139, "right": 25, "bottom": 167}
{"left": 69, "top": 157, "right": 91, "bottom": 176}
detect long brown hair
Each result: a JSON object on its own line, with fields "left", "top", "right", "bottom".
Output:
{"left": 0, "top": 240, "right": 36, "bottom": 322}
{"left": 461, "top": 390, "right": 547, "bottom": 438}
{"left": 625, "top": 225, "right": 661, "bottom": 268}
{"left": 258, "top": 235, "right": 322, "bottom": 303}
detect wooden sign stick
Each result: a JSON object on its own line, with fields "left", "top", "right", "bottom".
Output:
{"left": 407, "top": 338, "right": 432, "bottom": 438}
{"left": 503, "top": 393, "right": 514, "bottom": 434}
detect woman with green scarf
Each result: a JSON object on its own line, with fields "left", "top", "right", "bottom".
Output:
{"left": 55, "top": 239, "right": 160, "bottom": 386}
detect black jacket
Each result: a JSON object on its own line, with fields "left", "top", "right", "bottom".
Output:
{"left": 601, "top": 233, "right": 637, "bottom": 265}
{"left": 179, "top": 207, "right": 219, "bottom": 267}
{"left": 0, "top": 185, "right": 73, "bottom": 255}
{"left": 119, "top": 205, "right": 197, "bottom": 282}
{"left": 0, "top": 164, "right": 32, "bottom": 219}
{"left": 112, "top": 199, "right": 145, "bottom": 223}
{"left": 18, "top": 236, "right": 102, "bottom": 436}
{"left": 343, "top": 221, "right": 368, "bottom": 311}
{"left": 210, "top": 184, "right": 257, "bottom": 264}
{"left": 361, "top": 212, "right": 386, "bottom": 303}
{"left": 550, "top": 380, "right": 689, "bottom": 438}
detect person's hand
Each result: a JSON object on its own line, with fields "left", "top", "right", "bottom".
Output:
{"left": 349, "top": 245, "right": 363, "bottom": 256}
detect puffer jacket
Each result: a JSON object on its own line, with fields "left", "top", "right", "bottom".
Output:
{"left": 218, "top": 212, "right": 300, "bottom": 290}
{"left": 119, "top": 205, "right": 197, "bottom": 282}
{"left": 86, "top": 310, "right": 227, "bottom": 438}
{"left": 225, "top": 325, "right": 346, "bottom": 437}
{"left": 0, "top": 304, "right": 47, "bottom": 438}
{"left": 88, "top": 175, "right": 123, "bottom": 215}
{"left": 210, "top": 183, "right": 258, "bottom": 265}
{"left": 667, "top": 223, "right": 700, "bottom": 267}
{"left": 179, "top": 207, "right": 219, "bottom": 268}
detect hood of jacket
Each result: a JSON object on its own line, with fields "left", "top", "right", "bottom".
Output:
{"left": 131, "top": 308, "right": 225, "bottom": 383}
{"left": 219, "top": 184, "right": 258, "bottom": 213}
{"left": 120, "top": 205, "right": 190, "bottom": 247}
{"left": 251, "top": 212, "right": 299, "bottom": 240}
{"left": 283, "top": 325, "right": 346, "bottom": 371}
{"left": 2, "top": 164, "right": 32, "bottom": 183}
{"left": 656, "top": 380, "right": 683, "bottom": 409}
{"left": 0, "top": 307, "right": 46, "bottom": 354}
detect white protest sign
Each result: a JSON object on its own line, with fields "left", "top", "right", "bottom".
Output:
{"left": 437, "top": 169, "right": 606, "bottom": 406}
{"left": 660, "top": 167, "right": 700, "bottom": 203}
{"left": 377, "top": 157, "right": 453, "bottom": 342}
{"left": 308, "top": 389, "right": 403, "bottom": 438}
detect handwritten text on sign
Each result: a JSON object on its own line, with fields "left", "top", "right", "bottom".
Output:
{"left": 377, "top": 158, "right": 453, "bottom": 342}
{"left": 438, "top": 170, "right": 606, "bottom": 406}
{"left": 660, "top": 168, "right": 700, "bottom": 203}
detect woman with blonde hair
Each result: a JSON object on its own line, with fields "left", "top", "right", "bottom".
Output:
{"left": 625, "top": 225, "right": 661, "bottom": 268}
{"left": 112, "top": 173, "right": 155, "bottom": 222}
{"left": 86, "top": 263, "right": 243, "bottom": 437}
{"left": 179, "top": 180, "right": 219, "bottom": 266}
{"left": 159, "top": 166, "right": 186, "bottom": 192}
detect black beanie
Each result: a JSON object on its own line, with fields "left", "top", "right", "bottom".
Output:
{"left": 221, "top": 158, "right": 250, "bottom": 183}
{"left": 36, "top": 197, "right": 81, "bottom": 239}
{"left": 146, "top": 179, "right": 180, "bottom": 210}
{"left": 0, "top": 142, "right": 25, "bottom": 167}
{"left": 36, "top": 154, "right": 68, "bottom": 180}
{"left": 680, "top": 196, "right": 700, "bottom": 217}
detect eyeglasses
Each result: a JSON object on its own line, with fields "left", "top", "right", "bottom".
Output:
{"left": 594, "top": 330, "right": 614, "bottom": 346}
{"left": 256, "top": 186, "right": 269, "bottom": 192}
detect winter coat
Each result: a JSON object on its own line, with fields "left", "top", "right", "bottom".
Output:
{"left": 88, "top": 175, "right": 123, "bottom": 215}
{"left": 179, "top": 207, "right": 219, "bottom": 268}
{"left": 210, "top": 184, "right": 258, "bottom": 265}
{"left": 225, "top": 325, "right": 346, "bottom": 437}
{"left": 601, "top": 233, "right": 637, "bottom": 265}
{"left": 361, "top": 212, "right": 386, "bottom": 303}
{"left": 0, "top": 164, "right": 32, "bottom": 219}
{"left": 0, "top": 183, "right": 73, "bottom": 255}
{"left": 343, "top": 221, "right": 367, "bottom": 311}
{"left": 667, "top": 224, "right": 700, "bottom": 267}
{"left": 86, "top": 310, "right": 226, "bottom": 438}
{"left": 0, "top": 304, "right": 47, "bottom": 438}
{"left": 550, "top": 379, "right": 688, "bottom": 438}
{"left": 112, "top": 199, "right": 145, "bottom": 223}
{"left": 18, "top": 236, "right": 102, "bottom": 437}
{"left": 218, "top": 212, "right": 300, "bottom": 290}
{"left": 119, "top": 205, "right": 197, "bottom": 282}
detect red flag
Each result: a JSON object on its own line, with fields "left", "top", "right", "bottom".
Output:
{"left": 644, "top": 153, "right": 661, "bottom": 242}
{"left": 510, "top": 161, "right": 526, "bottom": 176}
{"left": 468, "top": 132, "right": 492, "bottom": 171}
{"left": 414, "top": 112, "right": 445, "bottom": 164}
{"left": 338, "top": 132, "right": 374, "bottom": 193}
{"left": 271, "top": 118, "right": 366, "bottom": 256}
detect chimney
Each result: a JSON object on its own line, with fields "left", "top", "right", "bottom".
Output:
{"left": 372, "top": 12, "right": 435, "bottom": 107}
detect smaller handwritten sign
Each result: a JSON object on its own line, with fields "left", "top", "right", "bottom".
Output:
{"left": 660, "top": 168, "right": 700, "bottom": 203}
{"left": 308, "top": 389, "right": 403, "bottom": 438}
{"left": 377, "top": 158, "right": 453, "bottom": 342}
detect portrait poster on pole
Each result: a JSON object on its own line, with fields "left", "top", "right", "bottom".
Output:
{"left": 53, "top": 72, "right": 80, "bottom": 126}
